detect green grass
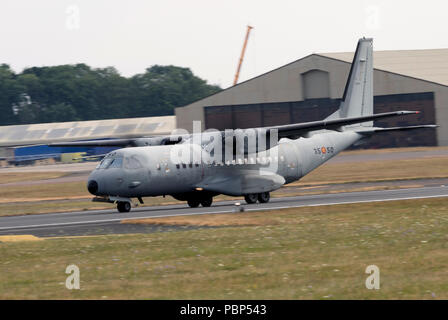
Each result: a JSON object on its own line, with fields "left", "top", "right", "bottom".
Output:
{"left": 0, "top": 172, "right": 69, "bottom": 184}
{"left": 1, "top": 198, "right": 447, "bottom": 299}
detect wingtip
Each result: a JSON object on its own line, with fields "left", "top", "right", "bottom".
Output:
{"left": 398, "top": 110, "right": 421, "bottom": 115}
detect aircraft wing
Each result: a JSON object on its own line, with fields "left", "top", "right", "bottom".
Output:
{"left": 48, "top": 136, "right": 184, "bottom": 148}
{"left": 45, "top": 110, "right": 420, "bottom": 148}
{"left": 49, "top": 138, "right": 137, "bottom": 147}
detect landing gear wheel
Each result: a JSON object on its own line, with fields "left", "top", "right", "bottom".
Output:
{"left": 258, "top": 192, "right": 270, "bottom": 203}
{"left": 117, "top": 201, "right": 131, "bottom": 213}
{"left": 200, "top": 197, "right": 213, "bottom": 207}
{"left": 187, "top": 199, "right": 200, "bottom": 208}
{"left": 244, "top": 193, "right": 258, "bottom": 204}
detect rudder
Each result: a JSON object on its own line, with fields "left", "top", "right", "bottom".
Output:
{"left": 326, "top": 38, "right": 373, "bottom": 127}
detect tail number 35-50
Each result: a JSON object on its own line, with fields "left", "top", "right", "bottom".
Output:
{"left": 314, "top": 146, "right": 335, "bottom": 155}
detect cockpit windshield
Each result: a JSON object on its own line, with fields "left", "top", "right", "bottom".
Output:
{"left": 96, "top": 153, "right": 144, "bottom": 170}
{"left": 96, "top": 156, "right": 123, "bottom": 169}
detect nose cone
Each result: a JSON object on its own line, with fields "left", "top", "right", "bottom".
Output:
{"left": 87, "top": 180, "right": 99, "bottom": 195}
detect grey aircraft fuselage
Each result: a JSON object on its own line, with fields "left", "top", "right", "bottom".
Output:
{"left": 0, "top": 38, "right": 435, "bottom": 212}
{"left": 79, "top": 38, "right": 435, "bottom": 212}
{"left": 88, "top": 130, "right": 361, "bottom": 199}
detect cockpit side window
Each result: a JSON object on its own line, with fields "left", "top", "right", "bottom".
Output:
{"left": 124, "top": 155, "right": 143, "bottom": 169}
{"left": 98, "top": 158, "right": 113, "bottom": 169}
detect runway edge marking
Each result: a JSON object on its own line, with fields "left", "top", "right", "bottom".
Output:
{"left": 0, "top": 235, "right": 43, "bottom": 242}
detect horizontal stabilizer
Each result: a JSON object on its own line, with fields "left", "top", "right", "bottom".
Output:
{"left": 356, "top": 124, "right": 438, "bottom": 134}
{"left": 273, "top": 110, "right": 420, "bottom": 138}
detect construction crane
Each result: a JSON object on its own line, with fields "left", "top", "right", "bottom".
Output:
{"left": 233, "top": 25, "right": 254, "bottom": 86}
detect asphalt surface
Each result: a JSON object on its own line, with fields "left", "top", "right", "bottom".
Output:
{"left": 1, "top": 186, "right": 447, "bottom": 237}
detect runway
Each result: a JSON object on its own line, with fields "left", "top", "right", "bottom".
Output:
{"left": 0, "top": 185, "right": 447, "bottom": 237}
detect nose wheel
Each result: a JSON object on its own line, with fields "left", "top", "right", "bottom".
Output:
{"left": 117, "top": 201, "right": 131, "bottom": 213}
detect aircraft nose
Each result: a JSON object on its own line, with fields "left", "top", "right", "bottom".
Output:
{"left": 87, "top": 180, "right": 99, "bottom": 195}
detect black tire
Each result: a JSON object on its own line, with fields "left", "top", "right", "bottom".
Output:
{"left": 258, "top": 192, "right": 270, "bottom": 203}
{"left": 187, "top": 199, "right": 200, "bottom": 208}
{"left": 200, "top": 197, "right": 213, "bottom": 207}
{"left": 244, "top": 193, "right": 258, "bottom": 204}
{"left": 117, "top": 201, "right": 131, "bottom": 213}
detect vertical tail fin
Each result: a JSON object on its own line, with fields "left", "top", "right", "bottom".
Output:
{"left": 326, "top": 37, "right": 374, "bottom": 126}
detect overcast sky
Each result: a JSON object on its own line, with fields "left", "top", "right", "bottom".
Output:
{"left": 1, "top": 0, "right": 447, "bottom": 88}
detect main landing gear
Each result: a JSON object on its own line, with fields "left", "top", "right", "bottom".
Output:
{"left": 244, "top": 192, "right": 270, "bottom": 204}
{"left": 117, "top": 201, "right": 131, "bottom": 213}
{"left": 187, "top": 196, "right": 213, "bottom": 208}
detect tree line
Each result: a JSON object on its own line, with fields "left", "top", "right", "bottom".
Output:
{"left": 0, "top": 63, "right": 221, "bottom": 126}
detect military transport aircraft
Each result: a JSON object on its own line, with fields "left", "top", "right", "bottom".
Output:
{"left": 48, "top": 38, "right": 436, "bottom": 212}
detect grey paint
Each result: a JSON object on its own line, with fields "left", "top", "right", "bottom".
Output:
{"left": 87, "top": 39, "right": 430, "bottom": 210}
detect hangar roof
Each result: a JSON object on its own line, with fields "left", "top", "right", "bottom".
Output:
{"left": 320, "top": 48, "right": 448, "bottom": 87}
{"left": 0, "top": 115, "right": 175, "bottom": 147}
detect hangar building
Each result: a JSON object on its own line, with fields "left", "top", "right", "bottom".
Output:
{"left": 0, "top": 116, "right": 175, "bottom": 164}
{"left": 176, "top": 48, "right": 448, "bottom": 148}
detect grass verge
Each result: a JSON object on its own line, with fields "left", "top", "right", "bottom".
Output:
{"left": 1, "top": 197, "right": 447, "bottom": 299}
{"left": 0, "top": 172, "right": 69, "bottom": 184}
